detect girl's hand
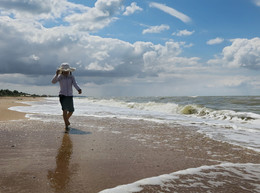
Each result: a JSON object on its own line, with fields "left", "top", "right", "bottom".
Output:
{"left": 56, "top": 70, "right": 60, "bottom": 75}
{"left": 78, "top": 89, "right": 82, "bottom": 94}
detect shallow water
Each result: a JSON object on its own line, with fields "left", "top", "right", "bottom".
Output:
{"left": 100, "top": 163, "right": 260, "bottom": 193}
{"left": 10, "top": 96, "right": 260, "bottom": 152}
{"left": 5, "top": 97, "right": 260, "bottom": 193}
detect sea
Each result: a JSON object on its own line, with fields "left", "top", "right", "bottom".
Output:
{"left": 9, "top": 96, "right": 260, "bottom": 192}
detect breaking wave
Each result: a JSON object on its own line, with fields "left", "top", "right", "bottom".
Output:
{"left": 82, "top": 98, "right": 260, "bottom": 124}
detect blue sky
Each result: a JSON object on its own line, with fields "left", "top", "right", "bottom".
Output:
{"left": 0, "top": 0, "right": 259, "bottom": 96}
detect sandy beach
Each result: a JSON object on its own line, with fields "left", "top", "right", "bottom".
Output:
{"left": 0, "top": 97, "right": 41, "bottom": 121}
{"left": 0, "top": 97, "right": 260, "bottom": 193}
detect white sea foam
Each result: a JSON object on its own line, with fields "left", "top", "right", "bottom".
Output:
{"left": 9, "top": 97, "right": 260, "bottom": 152}
{"left": 99, "top": 163, "right": 260, "bottom": 193}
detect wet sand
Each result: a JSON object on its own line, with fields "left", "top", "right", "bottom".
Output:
{"left": 0, "top": 100, "right": 260, "bottom": 193}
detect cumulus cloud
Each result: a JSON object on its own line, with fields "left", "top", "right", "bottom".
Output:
{"left": 65, "top": 0, "right": 123, "bottom": 32}
{"left": 2, "top": 0, "right": 257, "bottom": 96}
{"left": 173, "top": 29, "right": 194, "bottom": 36}
{"left": 0, "top": 0, "right": 122, "bottom": 32}
{"left": 0, "top": 11, "right": 196, "bottom": 83}
{"left": 141, "top": 41, "right": 201, "bottom": 74}
{"left": 208, "top": 37, "right": 260, "bottom": 70}
{"left": 123, "top": 2, "right": 143, "bottom": 16}
{"left": 142, "top": 24, "right": 170, "bottom": 34}
{"left": 207, "top": 37, "right": 224, "bottom": 45}
{"left": 0, "top": 0, "right": 194, "bottom": 83}
{"left": 0, "top": 0, "right": 51, "bottom": 14}
{"left": 149, "top": 2, "right": 191, "bottom": 23}
{"left": 0, "top": 0, "right": 85, "bottom": 20}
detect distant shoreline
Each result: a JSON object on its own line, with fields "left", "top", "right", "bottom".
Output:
{"left": 0, "top": 89, "right": 50, "bottom": 97}
{"left": 0, "top": 96, "right": 43, "bottom": 121}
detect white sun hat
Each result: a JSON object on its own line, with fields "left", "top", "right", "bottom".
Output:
{"left": 58, "top": 63, "right": 76, "bottom": 72}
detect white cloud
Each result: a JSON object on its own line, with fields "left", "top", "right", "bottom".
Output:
{"left": 207, "top": 37, "right": 224, "bottom": 45}
{"left": 218, "top": 76, "right": 250, "bottom": 87}
{"left": 142, "top": 24, "right": 170, "bottom": 34}
{"left": 0, "top": 0, "right": 122, "bottom": 32}
{"left": 86, "top": 61, "right": 114, "bottom": 71}
{"left": 0, "top": 0, "right": 258, "bottom": 96}
{"left": 0, "top": 0, "right": 86, "bottom": 20}
{"left": 0, "top": 0, "right": 52, "bottom": 15}
{"left": 0, "top": 13, "right": 195, "bottom": 80}
{"left": 65, "top": 0, "right": 123, "bottom": 32}
{"left": 29, "top": 54, "right": 40, "bottom": 61}
{"left": 149, "top": 2, "right": 191, "bottom": 23}
{"left": 208, "top": 37, "right": 260, "bottom": 70}
{"left": 0, "top": 13, "right": 203, "bottom": 90}
{"left": 123, "top": 2, "right": 143, "bottom": 16}
{"left": 253, "top": 0, "right": 260, "bottom": 6}
{"left": 141, "top": 41, "right": 200, "bottom": 74}
{"left": 173, "top": 29, "right": 194, "bottom": 36}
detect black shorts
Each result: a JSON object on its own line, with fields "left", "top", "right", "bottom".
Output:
{"left": 59, "top": 95, "right": 74, "bottom": 112}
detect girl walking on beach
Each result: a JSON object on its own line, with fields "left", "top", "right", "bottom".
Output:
{"left": 52, "top": 63, "right": 82, "bottom": 132}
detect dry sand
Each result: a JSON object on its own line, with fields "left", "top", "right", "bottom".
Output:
{"left": 0, "top": 97, "right": 41, "bottom": 121}
{"left": 0, "top": 98, "right": 259, "bottom": 193}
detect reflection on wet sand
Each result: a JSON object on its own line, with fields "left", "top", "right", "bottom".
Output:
{"left": 48, "top": 134, "right": 73, "bottom": 192}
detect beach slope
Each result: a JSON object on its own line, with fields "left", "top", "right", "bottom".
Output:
{"left": 0, "top": 99, "right": 260, "bottom": 193}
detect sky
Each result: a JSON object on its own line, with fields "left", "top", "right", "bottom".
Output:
{"left": 0, "top": 0, "right": 260, "bottom": 97}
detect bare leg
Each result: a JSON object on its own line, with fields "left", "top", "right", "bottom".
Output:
{"left": 63, "top": 110, "right": 70, "bottom": 128}
{"left": 67, "top": 112, "right": 73, "bottom": 126}
{"left": 67, "top": 111, "right": 73, "bottom": 120}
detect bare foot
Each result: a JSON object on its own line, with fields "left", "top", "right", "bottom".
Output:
{"left": 65, "top": 126, "right": 70, "bottom": 133}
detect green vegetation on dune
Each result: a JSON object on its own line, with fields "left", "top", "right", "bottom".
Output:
{"left": 0, "top": 89, "right": 47, "bottom": 97}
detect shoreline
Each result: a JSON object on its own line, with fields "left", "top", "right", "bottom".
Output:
{"left": 0, "top": 100, "right": 260, "bottom": 192}
{"left": 0, "top": 97, "right": 42, "bottom": 121}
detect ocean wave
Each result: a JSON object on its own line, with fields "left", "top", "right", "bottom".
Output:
{"left": 80, "top": 98, "right": 260, "bottom": 124}
{"left": 99, "top": 163, "right": 260, "bottom": 193}
{"left": 178, "top": 104, "right": 260, "bottom": 122}
{"left": 9, "top": 97, "right": 260, "bottom": 152}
